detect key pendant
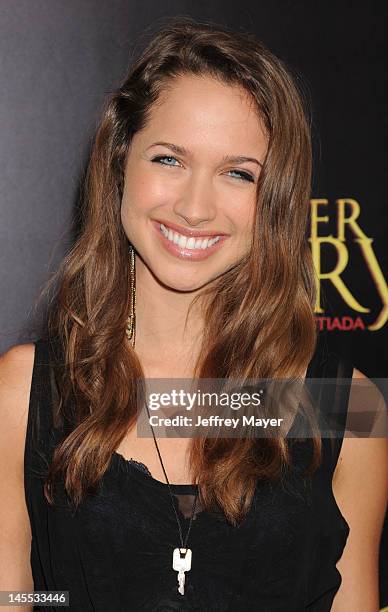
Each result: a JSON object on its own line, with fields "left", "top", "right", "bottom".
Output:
{"left": 177, "top": 570, "right": 185, "bottom": 595}
{"left": 172, "top": 547, "right": 192, "bottom": 596}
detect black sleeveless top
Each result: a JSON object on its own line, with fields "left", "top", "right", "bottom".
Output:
{"left": 24, "top": 333, "right": 354, "bottom": 611}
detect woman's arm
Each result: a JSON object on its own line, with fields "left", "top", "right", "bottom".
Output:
{"left": 331, "top": 368, "right": 388, "bottom": 612}
{"left": 0, "top": 344, "right": 35, "bottom": 612}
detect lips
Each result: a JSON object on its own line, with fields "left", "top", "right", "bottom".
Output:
{"left": 151, "top": 219, "right": 229, "bottom": 261}
{"left": 152, "top": 218, "right": 229, "bottom": 239}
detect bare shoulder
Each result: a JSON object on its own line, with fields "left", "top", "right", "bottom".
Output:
{"left": 333, "top": 366, "right": 388, "bottom": 543}
{"left": 0, "top": 341, "right": 36, "bottom": 494}
{"left": 0, "top": 342, "right": 36, "bottom": 377}
{"left": 333, "top": 368, "right": 388, "bottom": 538}
{"left": 330, "top": 367, "right": 388, "bottom": 609}
{"left": 0, "top": 342, "right": 36, "bottom": 383}
{"left": 0, "top": 343, "right": 36, "bottom": 592}
{"left": 334, "top": 366, "right": 388, "bottom": 482}
{"left": 0, "top": 343, "right": 36, "bottom": 435}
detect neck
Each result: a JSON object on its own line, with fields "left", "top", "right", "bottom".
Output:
{"left": 133, "top": 258, "right": 206, "bottom": 363}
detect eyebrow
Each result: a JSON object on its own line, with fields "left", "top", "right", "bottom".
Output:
{"left": 146, "top": 141, "right": 264, "bottom": 168}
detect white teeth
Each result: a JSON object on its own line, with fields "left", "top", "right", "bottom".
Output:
{"left": 159, "top": 223, "right": 221, "bottom": 250}
{"left": 178, "top": 234, "right": 187, "bottom": 248}
{"left": 186, "top": 237, "right": 195, "bottom": 249}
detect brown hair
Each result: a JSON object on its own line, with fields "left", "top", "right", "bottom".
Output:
{"left": 41, "top": 16, "right": 319, "bottom": 526}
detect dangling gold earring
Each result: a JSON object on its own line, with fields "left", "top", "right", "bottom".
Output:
{"left": 126, "top": 243, "right": 136, "bottom": 348}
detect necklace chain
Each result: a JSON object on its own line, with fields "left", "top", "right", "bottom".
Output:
{"left": 126, "top": 244, "right": 199, "bottom": 549}
{"left": 144, "top": 400, "right": 199, "bottom": 548}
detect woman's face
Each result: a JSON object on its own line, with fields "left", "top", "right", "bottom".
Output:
{"left": 121, "top": 73, "right": 268, "bottom": 292}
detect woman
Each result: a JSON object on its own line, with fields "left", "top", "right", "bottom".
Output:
{"left": 0, "top": 16, "right": 387, "bottom": 612}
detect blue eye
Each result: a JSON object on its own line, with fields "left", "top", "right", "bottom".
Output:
{"left": 151, "top": 155, "right": 255, "bottom": 183}
{"left": 151, "top": 155, "right": 181, "bottom": 167}
{"left": 227, "top": 169, "right": 255, "bottom": 183}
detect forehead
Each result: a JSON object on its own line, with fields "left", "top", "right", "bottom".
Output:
{"left": 137, "top": 73, "right": 268, "bottom": 156}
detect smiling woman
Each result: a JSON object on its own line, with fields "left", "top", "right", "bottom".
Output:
{"left": 121, "top": 73, "right": 267, "bottom": 278}
{"left": 0, "top": 14, "right": 387, "bottom": 612}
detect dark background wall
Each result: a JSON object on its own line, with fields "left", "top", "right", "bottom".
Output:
{"left": 0, "top": 0, "right": 386, "bottom": 606}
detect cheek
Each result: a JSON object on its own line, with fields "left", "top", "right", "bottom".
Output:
{"left": 120, "top": 175, "right": 141, "bottom": 238}
{"left": 227, "top": 197, "right": 256, "bottom": 255}
{"left": 122, "top": 173, "right": 176, "bottom": 216}
{"left": 225, "top": 193, "right": 256, "bottom": 234}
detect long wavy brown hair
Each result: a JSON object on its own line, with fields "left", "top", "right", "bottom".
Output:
{"left": 40, "top": 16, "right": 320, "bottom": 526}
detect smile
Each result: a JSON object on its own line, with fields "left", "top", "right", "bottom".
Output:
{"left": 152, "top": 220, "right": 229, "bottom": 261}
{"left": 160, "top": 223, "right": 221, "bottom": 250}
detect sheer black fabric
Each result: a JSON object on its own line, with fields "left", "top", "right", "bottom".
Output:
{"left": 24, "top": 332, "right": 354, "bottom": 611}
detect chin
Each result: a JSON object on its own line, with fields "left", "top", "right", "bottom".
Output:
{"left": 159, "top": 276, "right": 214, "bottom": 293}
{"left": 153, "top": 267, "right": 222, "bottom": 293}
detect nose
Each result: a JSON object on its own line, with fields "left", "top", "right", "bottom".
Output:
{"left": 173, "top": 170, "right": 217, "bottom": 227}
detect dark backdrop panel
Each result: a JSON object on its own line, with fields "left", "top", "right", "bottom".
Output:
{"left": 0, "top": 0, "right": 386, "bottom": 607}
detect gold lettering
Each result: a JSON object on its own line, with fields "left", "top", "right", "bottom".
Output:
{"left": 310, "top": 199, "right": 330, "bottom": 239}
{"left": 336, "top": 198, "right": 369, "bottom": 241}
{"left": 355, "top": 237, "right": 388, "bottom": 331}
{"left": 309, "top": 236, "right": 369, "bottom": 314}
